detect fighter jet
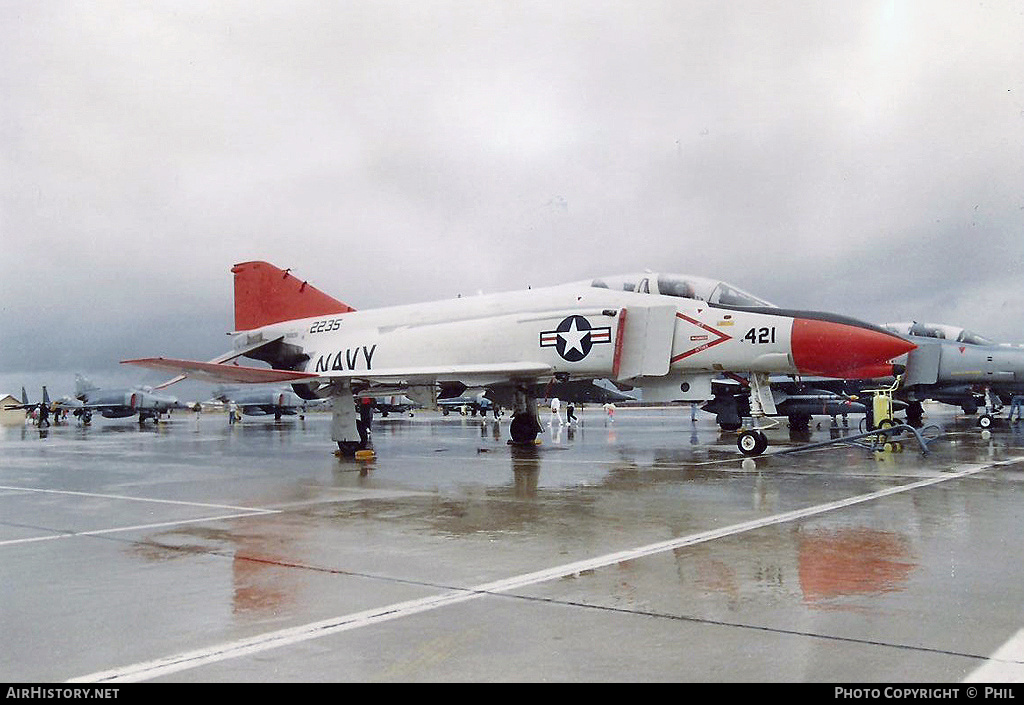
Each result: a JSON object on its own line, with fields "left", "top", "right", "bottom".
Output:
{"left": 702, "top": 375, "right": 872, "bottom": 431}
{"left": 438, "top": 388, "right": 497, "bottom": 416}
{"left": 209, "top": 385, "right": 311, "bottom": 420}
{"left": 438, "top": 379, "right": 631, "bottom": 416}
{"left": 708, "top": 320, "right": 1024, "bottom": 432}
{"left": 123, "top": 262, "right": 914, "bottom": 456}
{"left": 371, "top": 394, "right": 419, "bottom": 416}
{"left": 881, "top": 322, "right": 1024, "bottom": 428}
{"left": 542, "top": 379, "right": 636, "bottom": 404}
{"left": 58, "top": 375, "right": 184, "bottom": 424}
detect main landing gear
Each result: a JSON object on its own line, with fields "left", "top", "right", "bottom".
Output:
{"left": 977, "top": 387, "right": 1002, "bottom": 429}
{"left": 329, "top": 383, "right": 372, "bottom": 458}
{"left": 736, "top": 372, "right": 777, "bottom": 457}
{"left": 508, "top": 386, "right": 543, "bottom": 445}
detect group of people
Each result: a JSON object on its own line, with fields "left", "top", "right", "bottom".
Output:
{"left": 548, "top": 398, "right": 618, "bottom": 425}
{"left": 27, "top": 404, "right": 67, "bottom": 427}
{"left": 548, "top": 397, "right": 577, "bottom": 425}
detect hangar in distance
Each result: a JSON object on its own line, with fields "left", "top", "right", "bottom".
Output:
{"left": 124, "top": 262, "right": 914, "bottom": 456}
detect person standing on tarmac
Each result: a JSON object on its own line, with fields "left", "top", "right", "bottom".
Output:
{"left": 357, "top": 397, "right": 374, "bottom": 446}
{"left": 1010, "top": 395, "right": 1024, "bottom": 422}
{"left": 550, "top": 397, "right": 562, "bottom": 425}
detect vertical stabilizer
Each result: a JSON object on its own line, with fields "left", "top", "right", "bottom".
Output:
{"left": 75, "top": 375, "right": 97, "bottom": 397}
{"left": 231, "top": 261, "right": 356, "bottom": 331}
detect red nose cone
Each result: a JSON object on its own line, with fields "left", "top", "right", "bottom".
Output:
{"left": 791, "top": 318, "right": 916, "bottom": 378}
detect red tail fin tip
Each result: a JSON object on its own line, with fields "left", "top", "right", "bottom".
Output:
{"left": 231, "top": 261, "right": 355, "bottom": 331}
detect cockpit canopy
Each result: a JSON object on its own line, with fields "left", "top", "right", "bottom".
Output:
{"left": 884, "top": 321, "right": 994, "bottom": 346}
{"left": 589, "top": 273, "right": 775, "bottom": 309}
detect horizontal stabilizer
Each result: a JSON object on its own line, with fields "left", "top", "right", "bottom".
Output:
{"left": 151, "top": 336, "right": 285, "bottom": 389}
{"left": 122, "top": 357, "right": 319, "bottom": 385}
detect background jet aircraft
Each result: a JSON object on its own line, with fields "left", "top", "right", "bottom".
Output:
{"left": 5, "top": 386, "right": 54, "bottom": 425}
{"left": 371, "top": 394, "right": 418, "bottom": 416}
{"left": 437, "top": 380, "right": 632, "bottom": 417}
{"left": 210, "top": 385, "right": 312, "bottom": 419}
{"left": 438, "top": 387, "right": 498, "bottom": 416}
{"left": 124, "top": 262, "right": 914, "bottom": 456}
{"left": 541, "top": 378, "right": 636, "bottom": 405}
{"left": 58, "top": 375, "right": 183, "bottom": 424}
{"left": 705, "top": 320, "right": 1024, "bottom": 432}
{"left": 880, "top": 322, "right": 1024, "bottom": 427}
{"left": 702, "top": 374, "right": 877, "bottom": 431}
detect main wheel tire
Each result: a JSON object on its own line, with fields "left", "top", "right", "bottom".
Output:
{"left": 510, "top": 415, "right": 539, "bottom": 444}
{"left": 978, "top": 414, "right": 993, "bottom": 429}
{"left": 738, "top": 430, "right": 768, "bottom": 456}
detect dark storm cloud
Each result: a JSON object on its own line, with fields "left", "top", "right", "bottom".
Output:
{"left": 2, "top": 1, "right": 1022, "bottom": 399}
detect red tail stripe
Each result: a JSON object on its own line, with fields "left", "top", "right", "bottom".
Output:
{"left": 232, "top": 261, "right": 355, "bottom": 331}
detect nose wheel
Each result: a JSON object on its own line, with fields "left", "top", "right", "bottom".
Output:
{"left": 738, "top": 429, "right": 769, "bottom": 456}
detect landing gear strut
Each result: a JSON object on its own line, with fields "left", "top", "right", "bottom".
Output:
{"left": 736, "top": 372, "right": 777, "bottom": 456}
{"left": 330, "top": 382, "right": 369, "bottom": 457}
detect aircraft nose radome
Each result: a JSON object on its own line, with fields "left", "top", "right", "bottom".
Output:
{"left": 791, "top": 317, "right": 916, "bottom": 377}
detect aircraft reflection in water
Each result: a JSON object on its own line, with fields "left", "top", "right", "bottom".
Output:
{"left": 797, "top": 527, "right": 915, "bottom": 602}
{"left": 57, "top": 375, "right": 184, "bottom": 424}
{"left": 510, "top": 444, "right": 542, "bottom": 498}
{"left": 124, "top": 262, "right": 914, "bottom": 456}
{"left": 130, "top": 519, "right": 301, "bottom": 620}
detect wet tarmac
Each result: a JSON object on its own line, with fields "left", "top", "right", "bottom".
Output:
{"left": 3, "top": 404, "right": 1024, "bottom": 683}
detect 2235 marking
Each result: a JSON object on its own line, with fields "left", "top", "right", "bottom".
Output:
{"left": 743, "top": 327, "right": 776, "bottom": 344}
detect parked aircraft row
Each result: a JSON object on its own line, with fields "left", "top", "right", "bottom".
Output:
{"left": 12, "top": 261, "right": 1021, "bottom": 457}
{"left": 6, "top": 379, "right": 625, "bottom": 426}
{"left": 5, "top": 377, "right": 185, "bottom": 425}
{"left": 6, "top": 378, "right": 322, "bottom": 425}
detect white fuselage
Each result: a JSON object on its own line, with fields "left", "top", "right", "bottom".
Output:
{"left": 231, "top": 281, "right": 798, "bottom": 389}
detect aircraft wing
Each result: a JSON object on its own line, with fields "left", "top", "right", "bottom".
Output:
{"left": 123, "top": 357, "right": 554, "bottom": 387}
{"left": 122, "top": 357, "right": 320, "bottom": 385}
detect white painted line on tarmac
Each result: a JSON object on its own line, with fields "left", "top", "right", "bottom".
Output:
{"left": 964, "top": 628, "right": 1024, "bottom": 682}
{"left": 0, "top": 484, "right": 268, "bottom": 512}
{"left": 0, "top": 484, "right": 279, "bottom": 547}
{"left": 0, "top": 511, "right": 281, "bottom": 547}
{"left": 70, "top": 458, "right": 1018, "bottom": 683}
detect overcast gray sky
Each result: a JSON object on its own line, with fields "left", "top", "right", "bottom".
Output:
{"left": 2, "top": 1, "right": 1023, "bottom": 401}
